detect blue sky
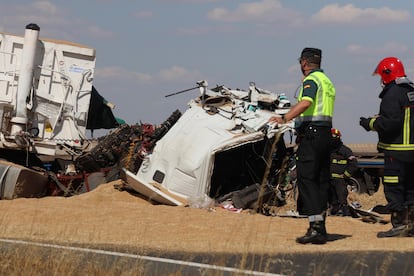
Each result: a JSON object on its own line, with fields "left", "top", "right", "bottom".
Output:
{"left": 0, "top": 1, "right": 413, "bottom": 143}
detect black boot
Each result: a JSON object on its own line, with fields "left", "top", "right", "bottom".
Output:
{"left": 296, "top": 221, "right": 327, "bottom": 244}
{"left": 377, "top": 209, "right": 408, "bottom": 238}
{"left": 407, "top": 205, "right": 414, "bottom": 237}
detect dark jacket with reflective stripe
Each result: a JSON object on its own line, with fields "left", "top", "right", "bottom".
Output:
{"left": 330, "top": 143, "right": 358, "bottom": 179}
{"left": 373, "top": 78, "right": 414, "bottom": 161}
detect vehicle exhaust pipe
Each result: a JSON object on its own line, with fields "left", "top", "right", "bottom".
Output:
{"left": 10, "top": 23, "right": 40, "bottom": 136}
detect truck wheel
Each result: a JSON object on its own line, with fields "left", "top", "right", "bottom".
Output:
{"left": 346, "top": 177, "right": 361, "bottom": 193}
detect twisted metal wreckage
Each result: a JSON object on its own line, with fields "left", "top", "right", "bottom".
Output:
{"left": 0, "top": 24, "right": 383, "bottom": 215}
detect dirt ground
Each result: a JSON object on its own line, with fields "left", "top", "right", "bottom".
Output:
{"left": 0, "top": 180, "right": 413, "bottom": 255}
{"left": 0, "top": 181, "right": 414, "bottom": 254}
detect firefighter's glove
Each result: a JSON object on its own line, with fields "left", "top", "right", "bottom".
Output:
{"left": 359, "top": 117, "right": 372, "bottom": 131}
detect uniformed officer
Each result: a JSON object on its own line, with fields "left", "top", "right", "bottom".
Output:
{"left": 270, "top": 47, "right": 336, "bottom": 244}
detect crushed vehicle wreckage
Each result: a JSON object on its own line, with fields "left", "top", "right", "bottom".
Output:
{"left": 120, "top": 80, "right": 296, "bottom": 209}
{"left": 0, "top": 23, "right": 383, "bottom": 215}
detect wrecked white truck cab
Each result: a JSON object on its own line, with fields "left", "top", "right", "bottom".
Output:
{"left": 123, "top": 81, "right": 294, "bottom": 206}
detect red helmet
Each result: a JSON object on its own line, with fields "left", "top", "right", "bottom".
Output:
{"left": 373, "top": 57, "right": 406, "bottom": 84}
{"left": 331, "top": 128, "right": 341, "bottom": 138}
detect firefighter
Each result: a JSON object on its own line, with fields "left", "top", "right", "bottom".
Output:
{"left": 360, "top": 57, "right": 414, "bottom": 238}
{"left": 329, "top": 128, "right": 358, "bottom": 216}
{"left": 269, "top": 47, "right": 336, "bottom": 244}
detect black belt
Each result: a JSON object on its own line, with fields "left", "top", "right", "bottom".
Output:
{"left": 296, "top": 124, "right": 331, "bottom": 137}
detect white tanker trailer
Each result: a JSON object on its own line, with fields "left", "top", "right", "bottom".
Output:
{"left": 0, "top": 24, "right": 118, "bottom": 199}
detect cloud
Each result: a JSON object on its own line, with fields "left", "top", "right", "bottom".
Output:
{"left": 95, "top": 66, "right": 153, "bottom": 83}
{"left": 158, "top": 66, "right": 202, "bottom": 81}
{"left": 156, "top": 0, "right": 219, "bottom": 3}
{"left": 176, "top": 25, "right": 240, "bottom": 36}
{"left": 87, "top": 25, "right": 115, "bottom": 40}
{"left": 0, "top": 2, "right": 114, "bottom": 41}
{"left": 175, "top": 26, "right": 212, "bottom": 36}
{"left": 133, "top": 11, "right": 154, "bottom": 19}
{"left": 0, "top": 1, "right": 66, "bottom": 33}
{"left": 207, "top": 0, "right": 301, "bottom": 25}
{"left": 180, "top": 0, "right": 219, "bottom": 2}
{"left": 95, "top": 65, "right": 202, "bottom": 83}
{"left": 345, "top": 42, "right": 409, "bottom": 56}
{"left": 208, "top": 0, "right": 281, "bottom": 22}
{"left": 32, "top": 1, "right": 58, "bottom": 14}
{"left": 312, "top": 4, "right": 411, "bottom": 25}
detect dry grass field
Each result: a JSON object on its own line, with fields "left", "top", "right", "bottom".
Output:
{"left": 0, "top": 180, "right": 413, "bottom": 275}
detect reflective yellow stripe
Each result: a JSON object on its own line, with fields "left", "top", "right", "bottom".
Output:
{"left": 384, "top": 175, "right": 399, "bottom": 184}
{"left": 332, "top": 159, "right": 348, "bottom": 165}
{"left": 404, "top": 108, "right": 410, "bottom": 144}
{"left": 378, "top": 142, "right": 414, "bottom": 151}
{"left": 369, "top": 117, "right": 376, "bottom": 130}
{"left": 377, "top": 106, "right": 413, "bottom": 151}
{"left": 331, "top": 173, "right": 344, "bottom": 178}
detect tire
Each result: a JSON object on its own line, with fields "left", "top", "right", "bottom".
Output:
{"left": 346, "top": 177, "right": 361, "bottom": 193}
